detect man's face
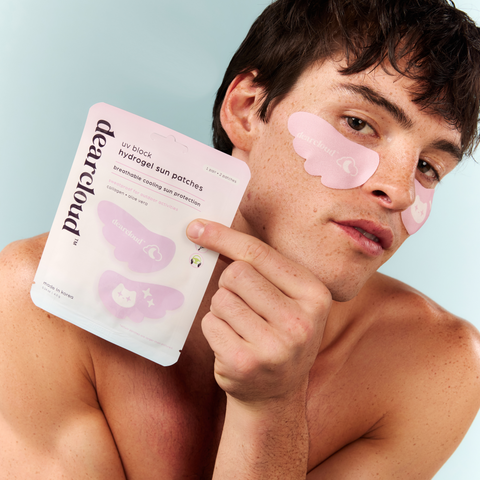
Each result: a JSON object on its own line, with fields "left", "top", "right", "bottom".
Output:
{"left": 235, "top": 59, "right": 461, "bottom": 301}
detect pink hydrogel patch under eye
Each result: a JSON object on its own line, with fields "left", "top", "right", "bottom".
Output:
{"left": 98, "top": 201, "right": 176, "bottom": 273}
{"left": 401, "top": 179, "right": 435, "bottom": 235}
{"left": 99, "top": 271, "right": 184, "bottom": 323}
{"left": 288, "top": 112, "right": 379, "bottom": 189}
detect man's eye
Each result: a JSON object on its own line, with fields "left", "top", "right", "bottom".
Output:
{"left": 346, "top": 117, "right": 374, "bottom": 134}
{"left": 418, "top": 159, "right": 439, "bottom": 181}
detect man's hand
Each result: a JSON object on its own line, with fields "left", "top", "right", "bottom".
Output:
{"left": 187, "top": 219, "right": 331, "bottom": 478}
{"left": 187, "top": 219, "right": 331, "bottom": 406}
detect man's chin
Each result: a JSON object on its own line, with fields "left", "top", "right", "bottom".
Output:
{"left": 321, "top": 274, "right": 370, "bottom": 303}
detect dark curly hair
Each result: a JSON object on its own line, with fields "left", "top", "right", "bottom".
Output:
{"left": 212, "top": 0, "right": 480, "bottom": 157}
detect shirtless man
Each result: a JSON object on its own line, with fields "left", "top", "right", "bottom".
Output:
{"left": 2, "top": 0, "right": 480, "bottom": 478}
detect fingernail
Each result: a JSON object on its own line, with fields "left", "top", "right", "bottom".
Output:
{"left": 187, "top": 220, "right": 205, "bottom": 239}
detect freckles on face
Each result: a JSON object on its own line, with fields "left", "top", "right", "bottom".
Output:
{"left": 238, "top": 113, "right": 300, "bottom": 236}
{"left": 236, "top": 59, "right": 460, "bottom": 301}
{"left": 238, "top": 167, "right": 384, "bottom": 301}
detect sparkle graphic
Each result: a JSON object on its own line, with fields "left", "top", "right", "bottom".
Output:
{"left": 143, "top": 288, "right": 152, "bottom": 299}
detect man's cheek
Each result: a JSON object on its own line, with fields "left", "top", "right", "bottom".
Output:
{"left": 288, "top": 112, "right": 379, "bottom": 189}
{"left": 288, "top": 112, "right": 434, "bottom": 235}
{"left": 401, "top": 179, "right": 434, "bottom": 235}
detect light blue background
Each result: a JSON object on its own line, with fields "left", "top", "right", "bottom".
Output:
{"left": 0, "top": 1, "right": 478, "bottom": 477}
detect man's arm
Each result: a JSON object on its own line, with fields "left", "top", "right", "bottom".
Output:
{"left": 0, "top": 236, "right": 126, "bottom": 479}
{"left": 187, "top": 219, "right": 332, "bottom": 479}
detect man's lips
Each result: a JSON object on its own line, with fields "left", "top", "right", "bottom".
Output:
{"left": 334, "top": 220, "right": 394, "bottom": 250}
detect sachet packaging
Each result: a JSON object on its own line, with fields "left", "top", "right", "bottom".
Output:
{"left": 31, "top": 103, "right": 250, "bottom": 366}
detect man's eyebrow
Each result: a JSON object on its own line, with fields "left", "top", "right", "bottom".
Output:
{"left": 335, "top": 83, "right": 414, "bottom": 129}
{"left": 428, "top": 139, "right": 463, "bottom": 163}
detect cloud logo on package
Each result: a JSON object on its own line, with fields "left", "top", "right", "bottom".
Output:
{"left": 99, "top": 271, "right": 184, "bottom": 323}
{"left": 288, "top": 112, "right": 379, "bottom": 189}
{"left": 401, "top": 179, "right": 434, "bottom": 235}
{"left": 98, "top": 201, "right": 176, "bottom": 273}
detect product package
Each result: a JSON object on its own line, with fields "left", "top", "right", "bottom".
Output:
{"left": 31, "top": 103, "right": 250, "bottom": 366}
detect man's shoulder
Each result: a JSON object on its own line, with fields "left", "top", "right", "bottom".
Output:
{"left": 0, "top": 233, "right": 94, "bottom": 362}
{"left": 359, "top": 272, "right": 480, "bottom": 410}
{"left": 362, "top": 271, "right": 480, "bottom": 358}
{"left": 0, "top": 233, "right": 48, "bottom": 288}
{"left": 307, "top": 273, "right": 480, "bottom": 475}
{"left": 0, "top": 234, "right": 49, "bottom": 312}
{"left": 338, "top": 272, "right": 480, "bottom": 469}
{"left": 365, "top": 271, "right": 477, "bottom": 329}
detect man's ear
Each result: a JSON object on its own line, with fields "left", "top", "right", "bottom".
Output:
{"left": 220, "top": 72, "right": 264, "bottom": 154}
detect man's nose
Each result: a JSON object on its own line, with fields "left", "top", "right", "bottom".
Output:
{"left": 362, "top": 152, "right": 417, "bottom": 211}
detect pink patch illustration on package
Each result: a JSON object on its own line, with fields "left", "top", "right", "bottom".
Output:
{"left": 401, "top": 179, "right": 435, "bottom": 235}
{"left": 288, "top": 112, "right": 379, "bottom": 189}
{"left": 99, "top": 271, "right": 184, "bottom": 323}
{"left": 98, "top": 201, "right": 176, "bottom": 273}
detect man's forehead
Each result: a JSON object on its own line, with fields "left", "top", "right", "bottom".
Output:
{"left": 298, "top": 58, "right": 417, "bottom": 102}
